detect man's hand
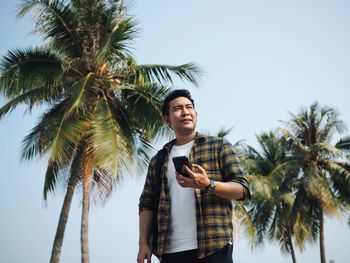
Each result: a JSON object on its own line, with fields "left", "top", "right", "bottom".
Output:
{"left": 175, "top": 164, "right": 210, "bottom": 189}
{"left": 136, "top": 243, "right": 152, "bottom": 263}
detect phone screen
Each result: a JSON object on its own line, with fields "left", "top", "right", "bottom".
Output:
{"left": 172, "top": 156, "right": 192, "bottom": 177}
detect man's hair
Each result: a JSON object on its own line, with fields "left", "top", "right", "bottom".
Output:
{"left": 161, "top": 89, "right": 195, "bottom": 116}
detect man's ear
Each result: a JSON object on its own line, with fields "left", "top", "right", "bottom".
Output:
{"left": 163, "top": 115, "right": 171, "bottom": 127}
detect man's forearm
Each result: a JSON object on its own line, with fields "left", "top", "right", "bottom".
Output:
{"left": 213, "top": 181, "right": 245, "bottom": 200}
{"left": 139, "top": 210, "right": 153, "bottom": 245}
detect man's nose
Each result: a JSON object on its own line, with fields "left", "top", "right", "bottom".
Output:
{"left": 182, "top": 107, "right": 190, "bottom": 115}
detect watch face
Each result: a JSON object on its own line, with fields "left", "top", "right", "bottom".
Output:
{"left": 208, "top": 180, "right": 215, "bottom": 192}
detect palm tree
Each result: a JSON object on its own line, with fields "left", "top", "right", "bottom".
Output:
{"left": 0, "top": 1, "right": 201, "bottom": 262}
{"left": 241, "top": 131, "right": 312, "bottom": 263}
{"left": 279, "top": 102, "right": 350, "bottom": 263}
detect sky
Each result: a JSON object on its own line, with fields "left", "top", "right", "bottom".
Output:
{"left": 0, "top": 0, "right": 349, "bottom": 262}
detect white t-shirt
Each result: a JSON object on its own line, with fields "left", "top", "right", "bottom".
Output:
{"left": 164, "top": 140, "right": 198, "bottom": 253}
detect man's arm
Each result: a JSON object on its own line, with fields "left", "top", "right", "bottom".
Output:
{"left": 176, "top": 138, "right": 251, "bottom": 200}
{"left": 137, "top": 154, "right": 160, "bottom": 263}
{"left": 137, "top": 210, "right": 153, "bottom": 263}
{"left": 178, "top": 164, "right": 245, "bottom": 200}
{"left": 211, "top": 181, "right": 245, "bottom": 200}
{"left": 218, "top": 138, "right": 251, "bottom": 199}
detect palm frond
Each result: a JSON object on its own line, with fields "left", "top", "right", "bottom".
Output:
{"left": 317, "top": 173, "right": 343, "bottom": 216}
{"left": 0, "top": 48, "right": 63, "bottom": 97}
{"left": 90, "top": 168, "right": 118, "bottom": 206}
{"left": 20, "top": 72, "right": 97, "bottom": 162}
{"left": 92, "top": 87, "right": 159, "bottom": 175}
{"left": 116, "top": 63, "right": 203, "bottom": 87}
{"left": 323, "top": 160, "right": 350, "bottom": 200}
{"left": 250, "top": 200, "right": 275, "bottom": 247}
{"left": 20, "top": 103, "right": 64, "bottom": 160}
{"left": 0, "top": 85, "right": 62, "bottom": 119}
{"left": 291, "top": 188, "right": 320, "bottom": 243}
{"left": 292, "top": 212, "right": 315, "bottom": 251}
{"left": 216, "top": 126, "right": 233, "bottom": 138}
{"left": 20, "top": 101, "right": 86, "bottom": 164}
{"left": 336, "top": 136, "right": 350, "bottom": 152}
{"left": 267, "top": 159, "right": 301, "bottom": 179}
{"left": 43, "top": 160, "right": 61, "bottom": 200}
{"left": 135, "top": 135, "right": 156, "bottom": 171}
{"left": 96, "top": 17, "right": 139, "bottom": 65}
{"left": 17, "top": 0, "right": 82, "bottom": 56}
{"left": 278, "top": 127, "right": 308, "bottom": 156}
{"left": 267, "top": 208, "right": 279, "bottom": 241}
{"left": 245, "top": 144, "right": 263, "bottom": 161}
{"left": 98, "top": 0, "right": 122, "bottom": 49}
{"left": 302, "top": 162, "right": 322, "bottom": 198}
{"left": 249, "top": 175, "right": 273, "bottom": 202}
{"left": 284, "top": 111, "right": 309, "bottom": 143}
{"left": 233, "top": 203, "right": 255, "bottom": 246}
{"left": 43, "top": 141, "right": 85, "bottom": 200}
{"left": 313, "top": 143, "right": 343, "bottom": 158}
{"left": 117, "top": 83, "right": 169, "bottom": 137}
{"left": 323, "top": 161, "right": 350, "bottom": 180}
{"left": 64, "top": 72, "right": 97, "bottom": 117}
{"left": 91, "top": 95, "right": 134, "bottom": 175}
{"left": 112, "top": 82, "right": 173, "bottom": 141}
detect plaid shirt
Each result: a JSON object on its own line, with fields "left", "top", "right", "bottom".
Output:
{"left": 139, "top": 133, "right": 250, "bottom": 259}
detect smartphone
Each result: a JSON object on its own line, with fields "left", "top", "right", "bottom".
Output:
{"left": 172, "top": 156, "right": 192, "bottom": 177}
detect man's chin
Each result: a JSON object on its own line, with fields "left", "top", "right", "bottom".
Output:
{"left": 179, "top": 126, "right": 196, "bottom": 133}
{"left": 182, "top": 122, "right": 195, "bottom": 128}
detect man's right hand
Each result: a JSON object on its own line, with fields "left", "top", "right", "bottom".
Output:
{"left": 137, "top": 244, "right": 152, "bottom": 263}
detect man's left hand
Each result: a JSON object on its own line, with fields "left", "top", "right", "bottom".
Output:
{"left": 176, "top": 164, "right": 210, "bottom": 189}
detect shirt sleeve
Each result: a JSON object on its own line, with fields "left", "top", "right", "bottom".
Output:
{"left": 219, "top": 139, "right": 251, "bottom": 200}
{"left": 138, "top": 156, "right": 158, "bottom": 214}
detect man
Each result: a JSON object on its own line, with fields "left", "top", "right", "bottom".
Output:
{"left": 137, "top": 89, "right": 250, "bottom": 263}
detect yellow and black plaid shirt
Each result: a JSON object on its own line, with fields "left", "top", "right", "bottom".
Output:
{"left": 139, "top": 133, "right": 250, "bottom": 259}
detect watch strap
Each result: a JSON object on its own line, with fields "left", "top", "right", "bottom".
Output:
{"left": 206, "top": 179, "right": 215, "bottom": 193}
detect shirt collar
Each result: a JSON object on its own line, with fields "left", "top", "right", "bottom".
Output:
{"left": 162, "top": 132, "right": 207, "bottom": 152}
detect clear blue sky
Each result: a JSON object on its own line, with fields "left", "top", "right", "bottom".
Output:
{"left": 0, "top": 0, "right": 349, "bottom": 262}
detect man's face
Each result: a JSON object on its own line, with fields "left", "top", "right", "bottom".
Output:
{"left": 164, "top": 96, "right": 197, "bottom": 135}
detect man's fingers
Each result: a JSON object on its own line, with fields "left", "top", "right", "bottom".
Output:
{"left": 137, "top": 255, "right": 148, "bottom": 263}
{"left": 176, "top": 172, "right": 192, "bottom": 187}
{"left": 192, "top": 164, "right": 205, "bottom": 173}
{"left": 175, "top": 172, "right": 185, "bottom": 183}
{"left": 137, "top": 245, "right": 152, "bottom": 263}
{"left": 175, "top": 172, "right": 184, "bottom": 181}
{"left": 183, "top": 165, "right": 196, "bottom": 179}
{"left": 177, "top": 164, "right": 208, "bottom": 188}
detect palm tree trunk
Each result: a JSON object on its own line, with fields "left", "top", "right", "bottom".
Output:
{"left": 50, "top": 172, "right": 79, "bottom": 263}
{"left": 288, "top": 235, "right": 297, "bottom": 263}
{"left": 319, "top": 206, "right": 326, "bottom": 263}
{"left": 81, "top": 158, "right": 93, "bottom": 263}
{"left": 285, "top": 225, "right": 297, "bottom": 263}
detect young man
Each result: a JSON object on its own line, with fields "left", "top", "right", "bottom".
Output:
{"left": 137, "top": 89, "right": 250, "bottom": 263}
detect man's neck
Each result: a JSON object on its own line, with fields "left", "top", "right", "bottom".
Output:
{"left": 175, "top": 131, "right": 196, "bottom": 145}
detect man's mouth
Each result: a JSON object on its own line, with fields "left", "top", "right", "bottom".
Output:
{"left": 181, "top": 119, "right": 192, "bottom": 123}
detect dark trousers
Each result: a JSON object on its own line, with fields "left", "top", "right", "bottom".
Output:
{"left": 161, "top": 244, "right": 233, "bottom": 263}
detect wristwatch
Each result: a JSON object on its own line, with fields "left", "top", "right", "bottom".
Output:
{"left": 206, "top": 179, "right": 216, "bottom": 193}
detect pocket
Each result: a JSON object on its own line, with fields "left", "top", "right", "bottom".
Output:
{"left": 218, "top": 244, "right": 228, "bottom": 255}
{"left": 225, "top": 244, "right": 233, "bottom": 263}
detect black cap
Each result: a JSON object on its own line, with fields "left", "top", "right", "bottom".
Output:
{"left": 161, "top": 89, "right": 195, "bottom": 116}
